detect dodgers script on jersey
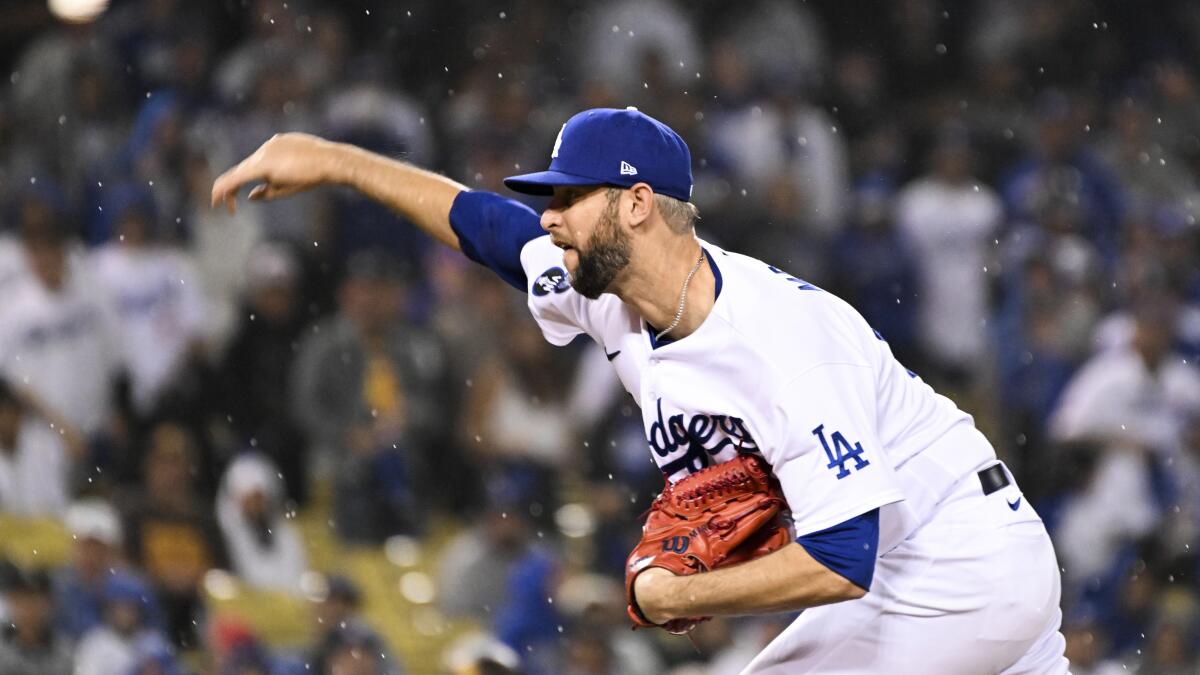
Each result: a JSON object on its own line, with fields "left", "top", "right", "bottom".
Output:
{"left": 519, "top": 233, "right": 996, "bottom": 542}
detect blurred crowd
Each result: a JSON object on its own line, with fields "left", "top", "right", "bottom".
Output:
{"left": 1, "top": 0, "right": 1200, "bottom": 673}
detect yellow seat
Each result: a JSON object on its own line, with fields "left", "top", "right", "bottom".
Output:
{"left": 0, "top": 514, "right": 72, "bottom": 568}
{"left": 284, "top": 495, "right": 479, "bottom": 671}
{"left": 204, "top": 576, "right": 314, "bottom": 648}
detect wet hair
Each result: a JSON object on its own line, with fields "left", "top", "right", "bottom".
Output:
{"left": 604, "top": 187, "right": 699, "bottom": 234}
{"left": 654, "top": 193, "right": 700, "bottom": 234}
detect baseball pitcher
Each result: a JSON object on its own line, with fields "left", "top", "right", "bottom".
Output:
{"left": 212, "top": 108, "right": 1069, "bottom": 674}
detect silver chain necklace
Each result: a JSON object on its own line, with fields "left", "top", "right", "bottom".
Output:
{"left": 656, "top": 250, "right": 707, "bottom": 340}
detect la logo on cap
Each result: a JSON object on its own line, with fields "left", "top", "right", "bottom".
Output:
{"left": 551, "top": 124, "right": 566, "bottom": 159}
{"left": 619, "top": 161, "right": 638, "bottom": 176}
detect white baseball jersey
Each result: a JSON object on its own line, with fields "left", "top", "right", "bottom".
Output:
{"left": 0, "top": 236, "right": 28, "bottom": 295}
{"left": 0, "top": 418, "right": 70, "bottom": 516}
{"left": 519, "top": 234, "right": 992, "bottom": 541}
{"left": 0, "top": 258, "right": 121, "bottom": 437}
{"left": 88, "top": 244, "right": 208, "bottom": 414}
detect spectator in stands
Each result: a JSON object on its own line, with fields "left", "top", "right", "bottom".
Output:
{"left": 74, "top": 572, "right": 170, "bottom": 675}
{"left": 1001, "top": 89, "right": 1125, "bottom": 262}
{"left": 60, "top": 54, "right": 127, "bottom": 191}
{"left": 214, "top": 41, "right": 321, "bottom": 246}
{"left": 1051, "top": 298, "right": 1200, "bottom": 454}
{"left": 127, "top": 645, "right": 184, "bottom": 675}
{"left": 55, "top": 499, "right": 134, "bottom": 640}
{"left": 577, "top": 0, "right": 702, "bottom": 101}
{"left": 1161, "top": 412, "right": 1200, "bottom": 569}
{"left": 1096, "top": 92, "right": 1197, "bottom": 211}
{"left": 218, "top": 639, "right": 277, "bottom": 675}
{"left": 323, "top": 624, "right": 398, "bottom": 675}
{"left": 291, "top": 250, "right": 451, "bottom": 543}
{"left": 0, "top": 377, "right": 70, "bottom": 516}
{"left": 1049, "top": 299, "right": 1200, "bottom": 588}
{"left": 209, "top": 618, "right": 296, "bottom": 675}
{"left": 322, "top": 72, "right": 438, "bottom": 273}
{"left": 0, "top": 188, "right": 37, "bottom": 294}
{"left": 307, "top": 575, "right": 395, "bottom": 674}
{"left": 896, "top": 127, "right": 1004, "bottom": 390}
{"left": 721, "top": 173, "right": 830, "bottom": 288}
{"left": 958, "top": 56, "right": 1027, "bottom": 179}
{"left": 493, "top": 544, "right": 562, "bottom": 675}
{"left": 829, "top": 180, "right": 920, "bottom": 368}
{"left": 121, "top": 420, "right": 227, "bottom": 648}
{"left": 558, "top": 621, "right": 619, "bottom": 675}
{"left": 1134, "top": 598, "right": 1199, "bottom": 674}
{"left": 826, "top": 48, "right": 889, "bottom": 142}
{"left": 115, "top": 92, "right": 190, "bottom": 237}
{"left": 459, "top": 309, "right": 577, "bottom": 487}
{"left": 220, "top": 243, "right": 308, "bottom": 504}
{"left": 441, "top": 632, "right": 521, "bottom": 675}
{"left": 1097, "top": 558, "right": 1160, "bottom": 660}
{"left": 551, "top": 576, "right": 662, "bottom": 675}
{"left": 996, "top": 183, "right": 1106, "bottom": 469}
{"left": 184, "top": 146, "right": 264, "bottom": 355}
{"left": 424, "top": 254, "right": 515, "bottom": 513}
{"left": 0, "top": 186, "right": 120, "bottom": 473}
{"left": 438, "top": 477, "right": 539, "bottom": 624}
{"left": 1061, "top": 616, "right": 1124, "bottom": 675}
{"left": 700, "top": 39, "right": 847, "bottom": 239}
{"left": 0, "top": 567, "right": 73, "bottom": 674}
{"left": 215, "top": 453, "right": 306, "bottom": 595}
{"left": 1150, "top": 58, "right": 1200, "bottom": 178}
{"left": 0, "top": 92, "right": 44, "bottom": 215}
{"left": 88, "top": 183, "right": 208, "bottom": 418}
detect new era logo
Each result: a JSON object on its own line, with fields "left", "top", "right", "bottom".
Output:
{"left": 619, "top": 161, "right": 638, "bottom": 175}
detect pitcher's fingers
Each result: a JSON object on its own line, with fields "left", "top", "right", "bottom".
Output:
{"left": 210, "top": 158, "right": 261, "bottom": 209}
{"left": 211, "top": 175, "right": 239, "bottom": 212}
{"left": 248, "top": 183, "right": 304, "bottom": 201}
{"left": 210, "top": 167, "right": 237, "bottom": 208}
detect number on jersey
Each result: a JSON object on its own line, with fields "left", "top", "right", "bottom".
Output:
{"left": 767, "top": 265, "right": 821, "bottom": 291}
{"left": 812, "top": 424, "right": 870, "bottom": 479}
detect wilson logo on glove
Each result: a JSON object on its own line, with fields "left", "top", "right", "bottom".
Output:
{"left": 662, "top": 536, "right": 690, "bottom": 554}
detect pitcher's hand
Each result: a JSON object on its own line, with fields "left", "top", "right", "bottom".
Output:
{"left": 211, "top": 132, "right": 342, "bottom": 214}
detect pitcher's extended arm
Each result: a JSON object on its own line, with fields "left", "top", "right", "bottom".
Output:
{"left": 210, "top": 133, "right": 467, "bottom": 250}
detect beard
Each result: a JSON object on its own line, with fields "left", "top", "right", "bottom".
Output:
{"left": 570, "top": 198, "right": 631, "bottom": 299}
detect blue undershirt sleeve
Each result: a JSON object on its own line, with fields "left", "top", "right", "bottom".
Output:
{"left": 448, "top": 190, "right": 547, "bottom": 291}
{"left": 795, "top": 508, "right": 880, "bottom": 591}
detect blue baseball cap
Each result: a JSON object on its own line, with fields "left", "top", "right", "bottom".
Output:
{"left": 504, "top": 107, "right": 693, "bottom": 201}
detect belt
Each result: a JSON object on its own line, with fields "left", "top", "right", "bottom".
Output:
{"left": 977, "top": 463, "right": 1010, "bottom": 496}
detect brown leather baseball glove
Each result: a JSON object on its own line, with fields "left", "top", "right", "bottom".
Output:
{"left": 624, "top": 453, "right": 790, "bottom": 634}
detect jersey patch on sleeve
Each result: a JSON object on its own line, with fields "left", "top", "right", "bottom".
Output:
{"left": 531, "top": 266, "right": 570, "bottom": 296}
